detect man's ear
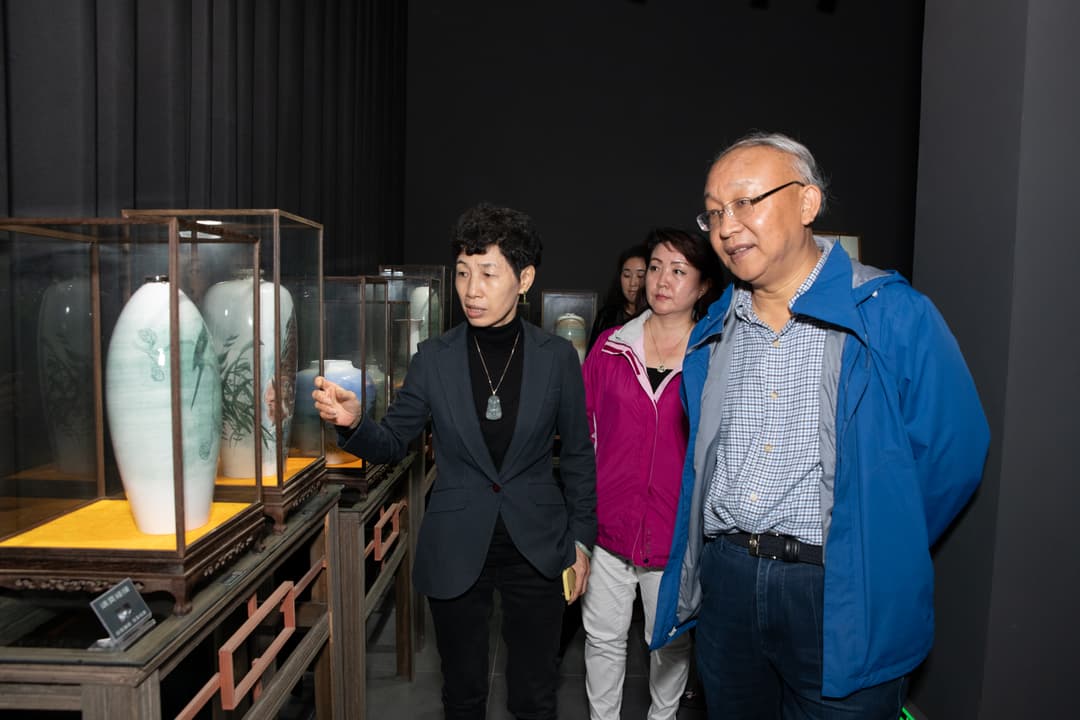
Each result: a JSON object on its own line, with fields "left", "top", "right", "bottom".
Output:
{"left": 800, "top": 185, "right": 823, "bottom": 226}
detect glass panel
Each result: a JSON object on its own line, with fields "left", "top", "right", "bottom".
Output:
{"left": 122, "top": 210, "right": 324, "bottom": 493}
{"left": 541, "top": 290, "right": 598, "bottom": 364}
{"left": 0, "top": 218, "right": 262, "bottom": 556}
{"left": 377, "top": 264, "right": 448, "bottom": 336}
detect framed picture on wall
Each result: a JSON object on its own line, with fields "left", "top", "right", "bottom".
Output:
{"left": 818, "top": 232, "right": 861, "bottom": 261}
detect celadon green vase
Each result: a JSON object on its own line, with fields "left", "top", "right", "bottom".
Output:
{"left": 104, "top": 276, "right": 222, "bottom": 534}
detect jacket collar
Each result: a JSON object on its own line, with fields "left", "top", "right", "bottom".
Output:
{"left": 605, "top": 310, "right": 649, "bottom": 370}
{"left": 689, "top": 236, "right": 905, "bottom": 351}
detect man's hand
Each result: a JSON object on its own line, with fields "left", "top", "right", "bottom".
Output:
{"left": 312, "top": 376, "right": 362, "bottom": 428}
{"left": 567, "top": 545, "right": 591, "bottom": 604}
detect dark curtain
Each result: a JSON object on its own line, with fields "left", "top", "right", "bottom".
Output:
{"left": 0, "top": 0, "right": 405, "bottom": 274}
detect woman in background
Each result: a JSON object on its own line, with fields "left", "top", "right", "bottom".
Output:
{"left": 587, "top": 243, "right": 649, "bottom": 351}
{"left": 314, "top": 203, "right": 596, "bottom": 720}
{"left": 581, "top": 227, "right": 721, "bottom": 720}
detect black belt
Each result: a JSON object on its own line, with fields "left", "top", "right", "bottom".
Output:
{"left": 719, "top": 532, "right": 823, "bottom": 565}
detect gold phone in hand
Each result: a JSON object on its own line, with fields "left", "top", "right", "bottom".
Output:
{"left": 561, "top": 566, "right": 576, "bottom": 602}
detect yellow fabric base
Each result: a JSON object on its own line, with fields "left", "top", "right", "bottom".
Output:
{"left": 327, "top": 457, "right": 365, "bottom": 470}
{"left": 215, "top": 455, "right": 316, "bottom": 487}
{"left": 0, "top": 499, "right": 249, "bottom": 550}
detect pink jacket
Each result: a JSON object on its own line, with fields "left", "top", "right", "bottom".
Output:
{"left": 582, "top": 311, "right": 689, "bottom": 568}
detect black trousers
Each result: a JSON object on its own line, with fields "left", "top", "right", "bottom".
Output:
{"left": 428, "top": 516, "right": 566, "bottom": 720}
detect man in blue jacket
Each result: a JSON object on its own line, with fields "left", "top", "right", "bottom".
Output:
{"left": 651, "top": 132, "right": 989, "bottom": 719}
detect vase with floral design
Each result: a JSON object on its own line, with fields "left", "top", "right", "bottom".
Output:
{"left": 202, "top": 270, "right": 296, "bottom": 480}
{"left": 38, "top": 278, "right": 95, "bottom": 475}
{"left": 104, "top": 276, "right": 222, "bottom": 534}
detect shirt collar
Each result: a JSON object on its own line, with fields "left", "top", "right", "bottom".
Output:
{"left": 731, "top": 238, "right": 834, "bottom": 324}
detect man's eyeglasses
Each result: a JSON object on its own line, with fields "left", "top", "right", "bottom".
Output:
{"left": 695, "top": 180, "right": 806, "bottom": 232}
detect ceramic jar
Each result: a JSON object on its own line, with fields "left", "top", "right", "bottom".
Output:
{"left": 104, "top": 276, "right": 222, "bottom": 534}
{"left": 202, "top": 271, "right": 297, "bottom": 480}
{"left": 295, "top": 359, "right": 379, "bottom": 461}
{"left": 320, "top": 359, "right": 376, "bottom": 464}
{"left": 555, "top": 313, "right": 587, "bottom": 364}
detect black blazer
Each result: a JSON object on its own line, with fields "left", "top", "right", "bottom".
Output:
{"left": 341, "top": 320, "right": 597, "bottom": 600}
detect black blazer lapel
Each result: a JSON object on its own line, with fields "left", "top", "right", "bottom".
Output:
{"left": 434, "top": 325, "right": 500, "bottom": 481}
{"left": 500, "top": 322, "right": 555, "bottom": 478}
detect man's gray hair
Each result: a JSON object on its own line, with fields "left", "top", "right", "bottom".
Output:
{"left": 715, "top": 132, "right": 829, "bottom": 218}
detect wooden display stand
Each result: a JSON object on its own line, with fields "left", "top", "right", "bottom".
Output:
{"left": 0, "top": 499, "right": 267, "bottom": 615}
{"left": 0, "top": 487, "right": 356, "bottom": 719}
{"left": 338, "top": 451, "right": 420, "bottom": 717}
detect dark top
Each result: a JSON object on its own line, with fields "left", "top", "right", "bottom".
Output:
{"left": 466, "top": 318, "right": 524, "bottom": 470}
{"left": 588, "top": 303, "right": 637, "bottom": 351}
{"left": 646, "top": 366, "right": 672, "bottom": 392}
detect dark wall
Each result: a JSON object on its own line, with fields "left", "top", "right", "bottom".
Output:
{"left": 0, "top": 0, "right": 406, "bottom": 275}
{"left": 404, "top": 0, "right": 925, "bottom": 317}
{"left": 913, "top": 1, "right": 1080, "bottom": 718}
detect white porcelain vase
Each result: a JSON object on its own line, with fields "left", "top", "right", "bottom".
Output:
{"left": 202, "top": 271, "right": 297, "bottom": 480}
{"left": 104, "top": 277, "right": 222, "bottom": 534}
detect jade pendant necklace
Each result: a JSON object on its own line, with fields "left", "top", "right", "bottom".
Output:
{"left": 474, "top": 331, "right": 521, "bottom": 421}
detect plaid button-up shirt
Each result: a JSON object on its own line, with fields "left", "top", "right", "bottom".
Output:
{"left": 704, "top": 246, "right": 832, "bottom": 545}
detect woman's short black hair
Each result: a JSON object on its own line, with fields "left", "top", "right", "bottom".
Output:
{"left": 645, "top": 227, "right": 725, "bottom": 318}
{"left": 450, "top": 203, "right": 543, "bottom": 278}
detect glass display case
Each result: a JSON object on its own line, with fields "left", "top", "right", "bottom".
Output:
{"left": 0, "top": 217, "right": 268, "bottom": 614}
{"left": 377, "top": 264, "right": 449, "bottom": 336}
{"left": 122, "top": 209, "right": 325, "bottom": 531}
{"left": 318, "top": 275, "right": 391, "bottom": 489}
{"left": 540, "top": 289, "right": 598, "bottom": 364}
{"left": 384, "top": 273, "right": 438, "bottom": 398}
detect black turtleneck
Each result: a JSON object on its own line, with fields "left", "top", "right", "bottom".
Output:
{"left": 466, "top": 317, "right": 524, "bottom": 471}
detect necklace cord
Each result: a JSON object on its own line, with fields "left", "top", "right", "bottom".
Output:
{"left": 474, "top": 332, "right": 521, "bottom": 395}
{"left": 647, "top": 317, "right": 693, "bottom": 372}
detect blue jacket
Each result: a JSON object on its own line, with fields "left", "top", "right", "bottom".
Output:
{"left": 650, "top": 240, "right": 989, "bottom": 697}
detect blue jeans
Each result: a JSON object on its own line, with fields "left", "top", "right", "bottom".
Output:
{"left": 695, "top": 535, "right": 907, "bottom": 720}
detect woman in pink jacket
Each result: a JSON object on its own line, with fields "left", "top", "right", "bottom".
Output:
{"left": 581, "top": 228, "right": 721, "bottom": 719}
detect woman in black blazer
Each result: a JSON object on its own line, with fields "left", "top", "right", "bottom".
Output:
{"left": 313, "top": 203, "right": 596, "bottom": 719}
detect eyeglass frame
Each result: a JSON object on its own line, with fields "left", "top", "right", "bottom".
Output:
{"left": 695, "top": 180, "right": 806, "bottom": 232}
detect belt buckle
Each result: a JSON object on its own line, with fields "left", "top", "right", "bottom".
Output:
{"left": 748, "top": 532, "right": 783, "bottom": 561}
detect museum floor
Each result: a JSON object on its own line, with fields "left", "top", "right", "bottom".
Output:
{"left": 364, "top": 596, "right": 707, "bottom": 719}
